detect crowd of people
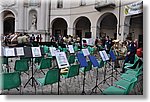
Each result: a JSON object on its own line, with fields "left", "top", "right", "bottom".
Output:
{"left": 1, "top": 33, "right": 42, "bottom": 47}
{"left": 1, "top": 32, "right": 143, "bottom": 73}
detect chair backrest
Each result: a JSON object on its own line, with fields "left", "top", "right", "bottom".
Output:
{"left": 2, "top": 57, "right": 8, "bottom": 65}
{"left": 39, "top": 58, "right": 52, "bottom": 69}
{"left": 1, "top": 72, "right": 21, "bottom": 90}
{"left": 85, "top": 61, "right": 92, "bottom": 72}
{"left": 68, "top": 55, "right": 75, "bottom": 65}
{"left": 45, "top": 68, "right": 59, "bottom": 85}
{"left": 136, "top": 64, "right": 143, "bottom": 77}
{"left": 62, "top": 48, "right": 67, "bottom": 52}
{"left": 67, "top": 64, "right": 80, "bottom": 78}
{"left": 74, "top": 46, "right": 78, "bottom": 52}
{"left": 14, "top": 59, "right": 29, "bottom": 72}
{"left": 134, "top": 55, "right": 140, "bottom": 64}
{"left": 43, "top": 45, "right": 49, "bottom": 54}
{"left": 126, "top": 77, "right": 137, "bottom": 94}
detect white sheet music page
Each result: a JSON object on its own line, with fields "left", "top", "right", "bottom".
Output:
{"left": 82, "top": 48, "right": 90, "bottom": 56}
{"left": 16, "top": 47, "right": 24, "bottom": 56}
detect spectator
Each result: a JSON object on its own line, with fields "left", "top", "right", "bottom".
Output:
{"left": 36, "top": 35, "right": 40, "bottom": 42}
{"left": 30, "top": 34, "right": 35, "bottom": 43}
{"left": 104, "top": 36, "right": 111, "bottom": 53}
{"left": 17, "top": 33, "right": 23, "bottom": 47}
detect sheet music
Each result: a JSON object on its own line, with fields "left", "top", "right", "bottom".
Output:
{"left": 16, "top": 47, "right": 24, "bottom": 56}
{"left": 55, "top": 52, "right": 70, "bottom": 69}
{"left": 82, "top": 48, "right": 90, "bottom": 56}
{"left": 99, "top": 50, "right": 109, "bottom": 61}
{"left": 31, "top": 47, "right": 41, "bottom": 57}
{"left": 68, "top": 45, "right": 75, "bottom": 53}
{"left": 49, "top": 47, "right": 60, "bottom": 56}
{"left": 4, "top": 48, "right": 15, "bottom": 57}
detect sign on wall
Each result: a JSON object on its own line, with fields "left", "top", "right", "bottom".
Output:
{"left": 124, "top": 1, "right": 143, "bottom": 16}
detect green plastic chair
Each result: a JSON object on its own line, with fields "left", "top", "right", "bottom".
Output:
{"left": 74, "top": 45, "right": 78, "bottom": 52}
{"left": 126, "top": 64, "right": 143, "bottom": 76}
{"left": 61, "top": 64, "right": 80, "bottom": 93}
{"left": 43, "top": 45, "right": 49, "bottom": 54}
{"left": 67, "top": 55, "right": 75, "bottom": 65}
{"left": 61, "top": 64, "right": 80, "bottom": 78}
{"left": 121, "top": 65, "right": 143, "bottom": 82}
{"left": 14, "top": 59, "right": 29, "bottom": 74}
{"left": 0, "top": 72, "right": 21, "bottom": 94}
{"left": 114, "top": 77, "right": 138, "bottom": 94}
{"left": 35, "top": 58, "right": 52, "bottom": 75}
{"left": 102, "top": 77, "right": 137, "bottom": 95}
{"left": 62, "top": 48, "right": 67, "bottom": 53}
{"left": 1, "top": 57, "right": 9, "bottom": 72}
{"left": 124, "top": 55, "right": 140, "bottom": 70}
{"left": 36, "top": 68, "right": 59, "bottom": 94}
{"left": 58, "top": 46, "right": 63, "bottom": 51}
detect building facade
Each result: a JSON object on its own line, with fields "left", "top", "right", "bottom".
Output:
{"left": 0, "top": 0, "right": 143, "bottom": 43}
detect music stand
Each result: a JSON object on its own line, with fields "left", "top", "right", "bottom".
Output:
{"left": 76, "top": 53, "right": 88, "bottom": 95}
{"left": 88, "top": 55, "right": 103, "bottom": 94}
{"left": 108, "top": 50, "right": 119, "bottom": 85}
{"left": 24, "top": 47, "right": 40, "bottom": 94}
{"left": 98, "top": 50, "right": 118, "bottom": 87}
{"left": 55, "top": 52, "right": 70, "bottom": 95}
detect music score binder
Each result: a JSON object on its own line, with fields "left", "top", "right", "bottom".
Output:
{"left": 88, "top": 55, "right": 99, "bottom": 67}
{"left": 76, "top": 53, "right": 88, "bottom": 67}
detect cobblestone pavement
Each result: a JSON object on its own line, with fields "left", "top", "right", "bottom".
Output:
{"left": 1, "top": 58, "right": 143, "bottom": 95}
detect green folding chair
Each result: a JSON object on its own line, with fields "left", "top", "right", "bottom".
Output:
{"left": 43, "top": 45, "right": 49, "bottom": 54}
{"left": 1, "top": 57, "right": 10, "bottom": 72}
{"left": 124, "top": 55, "right": 140, "bottom": 70}
{"left": 14, "top": 59, "right": 29, "bottom": 75}
{"left": 121, "top": 65, "right": 143, "bottom": 82}
{"left": 61, "top": 64, "right": 80, "bottom": 93}
{"left": 35, "top": 58, "right": 52, "bottom": 75}
{"left": 0, "top": 72, "right": 21, "bottom": 94}
{"left": 102, "top": 77, "right": 137, "bottom": 95}
{"left": 74, "top": 45, "right": 78, "bottom": 52}
{"left": 114, "top": 77, "right": 138, "bottom": 94}
{"left": 67, "top": 55, "right": 75, "bottom": 65}
{"left": 36, "top": 68, "right": 59, "bottom": 94}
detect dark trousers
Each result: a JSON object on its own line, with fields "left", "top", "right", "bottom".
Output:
{"left": 122, "top": 53, "right": 135, "bottom": 72}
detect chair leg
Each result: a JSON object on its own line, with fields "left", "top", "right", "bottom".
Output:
{"left": 41, "top": 70, "right": 45, "bottom": 75}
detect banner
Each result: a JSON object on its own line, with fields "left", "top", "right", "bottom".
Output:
{"left": 125, "top": 1, "right": 143, "bottom": 16}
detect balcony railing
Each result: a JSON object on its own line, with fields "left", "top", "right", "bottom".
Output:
{"left": 95, "top": 0, "right": 116, "bottom": 11}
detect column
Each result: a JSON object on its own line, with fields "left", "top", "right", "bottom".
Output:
{"left": 91, "top": 26, "right": 97, "bottom": 39}
{"left": 40, "top": 0, "right": 46, "bottom": 32}
{"left": 67, "top": 27, "right": 73, "bottom": 36}
{"left": 0, "top": 12, "right": 3, "bottom": 34}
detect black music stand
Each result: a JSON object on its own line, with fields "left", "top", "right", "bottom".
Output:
{"left": 108, "top": 50, "right": 119, "bottom": 85}
{"left": 97, "top": 50, "right": 118, "bottom": 87}
{"left": 55, "top": 52, "right": 70, "bottom": 95}
{"left": 76, "top": 53, "right": 88, "bottom": 95}
{"left": 24, "top": 47, "right": 39, "bottom": 93}
{"left": 88, "top": 55, "right": 103, "bottom": 94}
